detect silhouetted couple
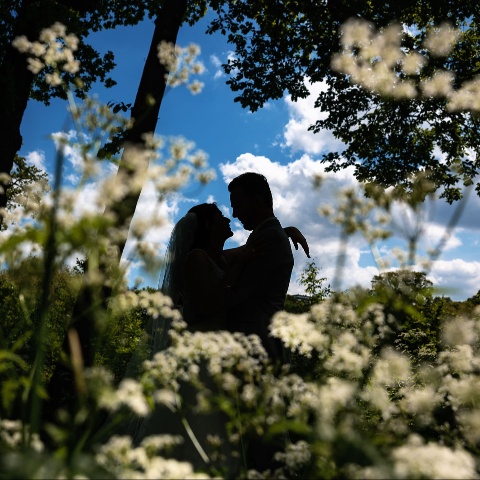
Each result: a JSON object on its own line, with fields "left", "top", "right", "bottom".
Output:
{"left": 163, "top": 171, "right": 308, "bottom": 361}
{"left": 152, "top": 172, "right": 309, "bottom": 473}
{"left": 132, "top": 172, "right": 309, "bottom": 474}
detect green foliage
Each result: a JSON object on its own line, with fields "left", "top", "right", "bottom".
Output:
{"left": 284, "top": 294, "right": 310, "bottom": 314}
{"left": 0, "top": 257, "right": 79, "bottom": 417}
{"left": 207, "top": 0, "right": 480, "bottom": 201}
{"left": 366, "top": 270, "right": 438, "bottom": 360}
{"left": 299, "top": 260, "right": 332, "bottom": 305}
{"left": 1, "top": 7, "right": 480, "bottom": 476}
{"left": 94, "top": 287, "right": 155, "bottom": 384}
{"left": 2, "top": 154, "right": 50, "bottom": 231}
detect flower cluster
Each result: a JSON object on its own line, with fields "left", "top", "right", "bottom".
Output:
{"left": 157, "top": 41, "right": 205, "bottom": 94}
{"left": 95, "top": 434, "right": 205, "bottom": 479}
{"left": 4, "top": 15, "right": 480, "bottom": 480}
{"left": 0, "top": 420, "right": 44, "bottom": 453}
{"left": 12, "top": 22, "right": 80, "bottom": 86}
{"left": 332, "top": 19, "right": 480, "bottom": 112}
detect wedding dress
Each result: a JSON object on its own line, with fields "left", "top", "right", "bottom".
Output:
{"left": 181, "top": 249, "right": 228, "bottom": 331}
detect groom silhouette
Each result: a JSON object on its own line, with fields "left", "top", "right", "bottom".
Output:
{"left": 226, "top": 172, "right": 294, "bottom": 363}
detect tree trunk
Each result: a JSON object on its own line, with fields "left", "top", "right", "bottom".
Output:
{"left": 106, "top": 0, "right": 188, "bottom": 260}
{"left": 0, "top": 2, "right": 37, "bottom": 228}
{"left": 0, "top": 0, "right": 97, "bottom": 228}
{"left": 46, "top": 0, "right": 188, "bottom": 415}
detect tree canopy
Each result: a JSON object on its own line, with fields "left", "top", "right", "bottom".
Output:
{"left": 206, "top": 0, "right": 480, "bottom": 202}
{"left": 0, "top": 0, "right": 207, "bottom": 227}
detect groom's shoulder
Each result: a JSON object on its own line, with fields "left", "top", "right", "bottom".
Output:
{"left": 258, "top": 218, "right": 291, "bottom": 244}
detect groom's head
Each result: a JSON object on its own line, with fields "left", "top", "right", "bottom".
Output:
{"left": 228, "top": 172, "right": 274, "bottom": 230}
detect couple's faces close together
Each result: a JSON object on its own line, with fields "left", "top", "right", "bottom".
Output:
{"left": 211, "top": 208, "right": 233, "bottom": 242}
{"left": 210, "top": 187, "right": 257, "bottom": 244}
{"left": 229, "top": 188, "right": 257, "bottom": 231}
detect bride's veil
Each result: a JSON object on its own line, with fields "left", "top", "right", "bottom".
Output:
{"left": 116, "top": 211, "right": 198, "bottom": 441}
{"left": 152, "top": 211, "right": 198, "bottom": 353}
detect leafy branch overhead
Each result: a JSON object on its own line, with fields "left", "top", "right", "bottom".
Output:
{"left": 206, "top": 0, "right": 480, "bottom": 202}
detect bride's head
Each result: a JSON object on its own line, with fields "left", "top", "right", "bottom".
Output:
{"left": 188, "top": 203, "right": 233, "bottom": 250}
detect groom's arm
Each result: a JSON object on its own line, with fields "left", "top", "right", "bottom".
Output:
{"left": 227, "top": 227, "right": 291, "bottom": 310}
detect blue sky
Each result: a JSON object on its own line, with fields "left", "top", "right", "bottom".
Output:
{"left": 18, "top": 12, "right": 480, "bottom": 300}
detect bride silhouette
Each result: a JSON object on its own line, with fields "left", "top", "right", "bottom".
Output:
{"left": 161, "top": 202, "right": 251, "bottom": 333}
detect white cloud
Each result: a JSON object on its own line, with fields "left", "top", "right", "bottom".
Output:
{"left": 389, "top": 201, "right": 463, "bottom": 253}
{"left": 428, "top": 258, "right": 480, "bottom": 299}
{"left": 282, "top": 80, "right": 345, "bottom": 155}
{"left": 219, "top": 149, "right": 480, "bottom": 300}
{"left": 25, "top": 150, "right": 46, "bottom": 171}
{"left": 210, "top": 51, "right": 237, "bottom": 80}
{"left": 210, "top": 54, "right": 224, "bottom": 79}
{"left": 220, "top": 152, "right": 380, "bottom": 294}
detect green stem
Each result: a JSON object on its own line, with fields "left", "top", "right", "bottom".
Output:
{"left": 28, "top": 141, "right": 65, "bottom": 437}
{"left": 176, "top": 394, "right": 210, "bottom": 465}
{"left": 180, "top": 417, "right": 210, "bottom": 465}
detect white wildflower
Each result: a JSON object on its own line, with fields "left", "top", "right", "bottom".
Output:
{"left": 186, "top": 43, "right": 200, "bottom": 57}
{"left": 64, "top": 33, "right": 79, "bottom": 50}
{"left": 362, "top": 384, "right": 398, "bottom": 420}
{"left": 240, "top": 384, "right": 259, "bottom": 406}
{"left": 116, "top": 379, "right": 150, "bottom": 416}
{"left": 270, "top": 311, "right": 326, "bottom": 357}
{"left": 441, "top": 374, "right": 480, "bottom": 408}
{"left": 140, "top": 434, "right": 184, "bottom": 453}
{"left": 340, "top": 18, "right": 374, "bottom": 47}
{"left": 96, "top": 435, "right": 199, "bottom": 479}
{"left": 447, "top": 77, "right": 480, "bottom": 112}
{"left": 458, "top": 410, "right": 480, "bottom": 445}
{"left": 30, "top": 42, "right": 47, "bottom": 57}
{"left": 27, "top": 57, "right": 44, "bottom": 74}
{"left": 187, "top": 79, "right": 204, "bottom": 95}
{"left": 274, "top": 440, "right": 311, "bottom": 471}
{"left": 318, "top": 377, "right": 356, "bottom": 422}
{"left": 400, "top": 385, "right": 441, "bottom": 422}
{"left": 11, "top": 35, "right": 30, "bottom": 52}
{"left": 63, "top": 58, "right": 80, "bottom": 74}
{"left": 372, "top": 348, "right": 411, "bottom": 386}
{"left": 191, "top": 62, "right": 205, "bottom": 75}
{"left": 402, "top": 52, "right": 425, "bottom": 75}
{"left": 392, "top": 435, "right": 477, "bottom": 479}
{"left": 154, "top": 389, "right": 178, "bottom": 410}
{"left": 442, "top": 317, "right": 477, "bottom": 346}
{"left": 45, "top": 71, "right": 62, "bottom": 86}
{"left": 421, "top": 70, "right": 454, "bottom": 97}
{"left": 423, "top": 23, "right": 461, "bottom": 57}
{"left": 0, "top": 420, "right": 44, "bottom": 452}
{"left": 325, "top": 331, "right": 370, "bottom": 377}
{"left": 439, "top": 345, "right": 475, "bottom": 373}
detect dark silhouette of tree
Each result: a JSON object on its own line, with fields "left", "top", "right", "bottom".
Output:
{"left": 46, "top": 0, "right": 190, "bottom": 417}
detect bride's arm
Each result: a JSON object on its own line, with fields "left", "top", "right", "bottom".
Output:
{"left": 224, "top": 227, "right": 310, "bottom": 259}
{"left": 284, "top": 226, "right": 310, "bottom": 257}
{"left": 182, "top": 248, "right": 255, "bottom": 315}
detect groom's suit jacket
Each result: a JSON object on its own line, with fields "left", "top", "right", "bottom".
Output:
{"left": 227, "top": 216, "right": 294, "bottom": 362}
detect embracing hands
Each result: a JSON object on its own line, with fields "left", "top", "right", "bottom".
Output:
{"left": 284, "top": 226, "right": 310, "bottom": 258}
